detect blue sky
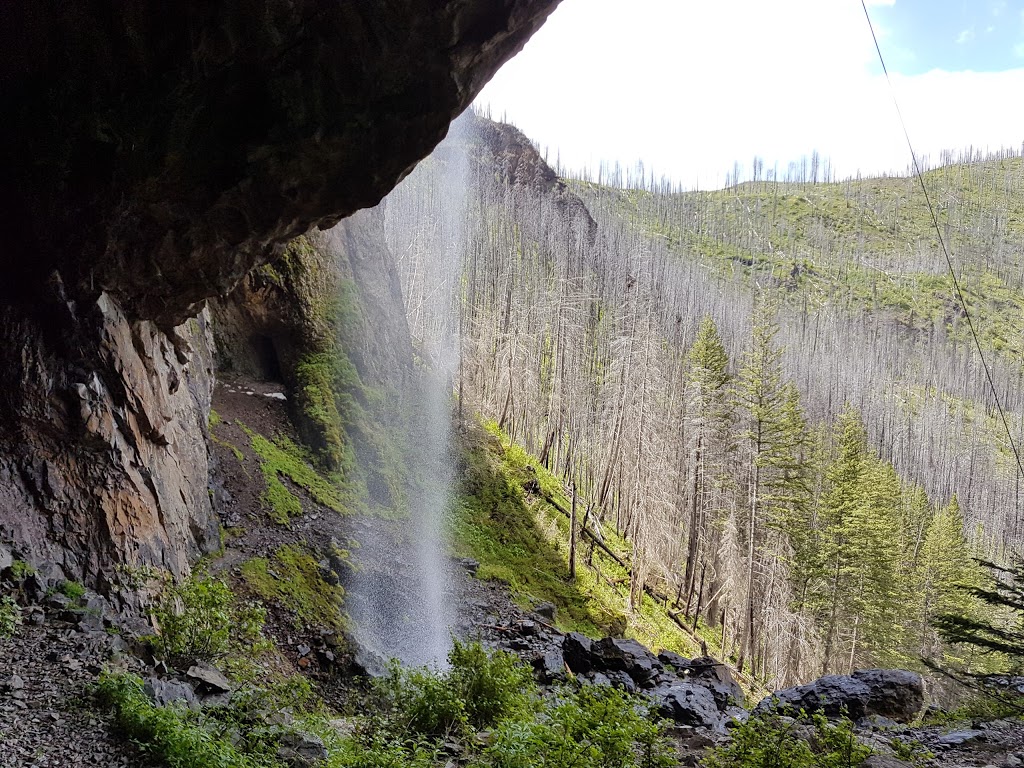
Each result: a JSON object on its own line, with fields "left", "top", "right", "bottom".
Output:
{"left": 874, "top": 0, "right": 1024, "bottom": 73}
{"left": 475, "top": 0, "right": 1024, "bottom": 188}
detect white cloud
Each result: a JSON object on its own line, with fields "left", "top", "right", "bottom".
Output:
{"left": 956, "top": 27, "right": 975, "bottom": 44}
{"left": 476, "top": 0, "right": 1024, "bottom": 189}
{"left": 1016, "top": 41, "right": 1024, "bottom": 56}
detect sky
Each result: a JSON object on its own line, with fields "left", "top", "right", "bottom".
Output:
{"left": 475, "top": 0, "right": 1024, "bottom": 189}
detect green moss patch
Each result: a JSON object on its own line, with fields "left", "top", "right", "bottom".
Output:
{"left": 239, "top": 423, "right": 347, "bottom": 525}
{"left": 240, "top": 544, "right": 346, "bottom": 632}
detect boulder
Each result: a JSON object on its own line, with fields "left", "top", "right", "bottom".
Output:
{"left": 277, "top": 731, "right": 328, "bottom": 768}
{"left": 657, "top": 650, "right": 690, "bottom": 670}
{"left": 850, "top": 670, "right": 924, "bottom": 723}
{"left": 755, "top": 669, "right": 924, "bottom": 723}
{"left": 650, "top": 683, "right": 723, "bottom": 729}
{"left": 185, "top": 662, "right": 232, "bottom": 694}
{"left": 683, "top": 657, "right": 744, "bottom": 711}
{"left": 603, "top": 670, "right": 637, "bottom": 694}
{"left": 143, "top": 677, "right": 197, "bottom": 708}
{"left": 532, "top": 650, "right": 566, "bottom": 684}
{"left": 591, "top": 637, "right": 662, "bottom": 684}
{"left": 562, "top": 632, "right": 593, "bottom": 674}
{"left": 534, "top": 602, "right": 557, "bottom": 621}
{"left": 756, "top": 674, "right": 873, "bottom": 719}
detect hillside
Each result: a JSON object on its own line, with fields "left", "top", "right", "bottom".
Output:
{"left": 381, "top": 112, "right": 1024, "bottom": 688}
{"left": 570, "top": 154, "right": 1024, "bottom": 555}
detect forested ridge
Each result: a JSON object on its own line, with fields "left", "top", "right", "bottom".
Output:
{"left": 383, "top": 113, "right": 1023, "bottom": 689}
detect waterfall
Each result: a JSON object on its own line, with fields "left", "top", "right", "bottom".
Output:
{"left": 342, "top": 115, "right": 470, "bottom": 669}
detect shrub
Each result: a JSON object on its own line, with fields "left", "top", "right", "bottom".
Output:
{"left": 482, "top": 684, "right": 674, "bottom": 768}
{"left": 0, "top": 595, "right": 21, "bottom": 639}
{"left": 60, "top": 580, "right": 87, "bottom": 601}
{"left": 9, "top": 560, "right": 33, "bottom": 580}
{"left": 702, "top": 711, "right": 872, "bottom": 768}
{"left": 150, "top": 574, "right": 265, "bottom": 667}
{"left": 448, "top": 638, "right": 535, "bottom": 729}
{"left": 377, "top": 640, "right": 534, "bottom": 740}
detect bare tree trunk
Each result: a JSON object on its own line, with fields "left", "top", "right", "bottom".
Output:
{"left": 568, "top": 482, "right": 577, "bottom": 580}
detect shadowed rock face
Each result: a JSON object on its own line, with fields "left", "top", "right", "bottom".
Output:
{"left": 0, "top": 0, "right": 559, "bottom": 592}
{"left": 0, "top": 0, "right": 559, "bottom": 326}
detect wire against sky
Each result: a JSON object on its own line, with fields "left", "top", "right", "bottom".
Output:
{"left": 859, "top": 0, "right": 1024, "bottom": 517}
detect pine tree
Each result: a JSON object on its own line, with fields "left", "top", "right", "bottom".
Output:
{"left": 733, "top": 303, "right": 811, "bottom": 674}
{"left": 914, "top": 495, "right": 980, "bottom": 661}
{"left": 680, "top": 315, "right": 733, "bottom": 619}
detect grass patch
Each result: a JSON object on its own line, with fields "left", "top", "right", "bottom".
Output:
{"left": 239, "top": 423, "right": 347, "bottom": 525}
{"left": 239, "top": 544, "right": 346, "bottom": 632}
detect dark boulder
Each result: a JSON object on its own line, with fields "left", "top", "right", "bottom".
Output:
{"left": 683, "top": 656, "right": 744, "bottom": 711}
{"left": 532, "top": 650, "right": 566, "bottom": 684}
{"left": 851, "top": 669, "right": 924, "bottom": 724}
{"left": 657, "top": 650, "right": 690, "bottom": 670}
{"left": 650, "top": 683, "right": 723, "bottom": 729}
{"left": 755, "top": 669, "right": 924, "bottom": 723}
{"left": 756, "top": 674, "right": 872, "bottom": 719}
{"left": 591, "top": 637, "right": 662, "bottom": 684}
{"left": 534, "top": 602, "right": 557, "bottom": 621}
{"left": 562, "top": 632, "right": 593, "bottom": 674}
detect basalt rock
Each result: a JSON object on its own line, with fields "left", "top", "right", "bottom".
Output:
{"left": 755, "top": 669, "right": 924, "bottom": 724}
{"left": 0, "top": 1, "right": 559, "bottom": 590}
{"left": 1, "top": 1, "right": 561, "bottom": 327}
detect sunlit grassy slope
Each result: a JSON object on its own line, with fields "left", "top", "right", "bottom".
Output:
{"left": 450, "top": 418, "right": 759, "bottom": 693}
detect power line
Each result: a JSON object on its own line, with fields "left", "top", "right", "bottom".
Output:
{"left": 859, "top": 0, "right": 1024, "bottom": 498}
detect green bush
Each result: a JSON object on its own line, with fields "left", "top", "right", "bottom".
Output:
{"left": 9, "top": 560, "right": 33, "bottom": 580}
{"left": 60, "top": 580, "right": 87, "bottom": 601}
{"left": 0, "top": 595, "right": 21, "bottom": 639}
{"left": 381, "top": 662, "right": 469, "bottom": 739}
{"left": 702, "top": 711, "right": 872, "bottom": 768}
{"left": 96, "top": 672, "right": 279, "bottom": 768}
{"left": 448, "top": 638, "right": 535, "bottom": 729}
{"left": 377, "top": 639, "right": 533, "bottom": 739}
{"left": 150, "top": 575, "right": 265, "bottom": 667}
{"left": 482, "top": 685, "right": 674, "bottom": 768}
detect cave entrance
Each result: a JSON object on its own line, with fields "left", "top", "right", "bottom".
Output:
{"left": 251, "top": 334, "right": 284, "bottom": 383}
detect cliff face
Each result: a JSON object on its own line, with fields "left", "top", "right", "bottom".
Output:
{"left": 0, "top": 1, "right": 560, "bottom": 590}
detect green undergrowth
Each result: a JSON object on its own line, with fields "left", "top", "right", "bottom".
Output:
{"left": 452, "top": 419, "right": 714, "bottom": 660}
{"left": 239, "top": 422, "right": 348, "bottom": 524}
{"left": 359, "top": 640, "right": 675, "bottom": 768}
{"left": 147, "top": 573, "right": 268, "bottom": 669}
{"left": 100, "top": 642, "right": 675, "bottom": 768}
{"left": 97, "top": 671, "right": 326, "bottom": 768}
{"left": 702, "top": 711, "right": 874, "bottom": 768}
{"left": 239, "top": 544, "right": 347, "bottom": 633}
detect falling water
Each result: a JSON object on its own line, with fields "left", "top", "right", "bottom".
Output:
{"left": 342, "top": 115, "right": 471, "bottom": 669}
